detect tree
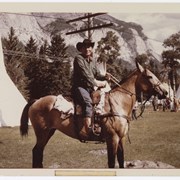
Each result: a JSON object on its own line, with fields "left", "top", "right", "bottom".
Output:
{"left": 48, "top": 34, "right": 68, "bottom": 60}
{"left": 25, "top": 36, "right": 37, "bottom": 54}
{"left": 2, "top": 27, "right": 29, "bottom": 100}
{"left": 135, "top": 53, "right": 160, "bottom": 79}
{"left": 22, "top": 34, "right": 71, "bottom": 100}
{"left": 135, "top": 53, "right": 149, "bottom": 67}
{"left": 23, "top": 36, "right": 40, "bottom": 100}
{"left": 47, "top": 34, "right": 71, "bottom": 96}
{"left": 38, "top": 40, "right": 53, "bottom": 96}
{"left": 162, "top": 31, "right": 180, "bottom": 91}
{"left": 39, "top": 40, "right": 49, "bottom": 58}
{"left": 95, "top": 31, "right": 122, "bottom": 83}
{"left": 95, "top": 31, "right": 120, "bottom": 64}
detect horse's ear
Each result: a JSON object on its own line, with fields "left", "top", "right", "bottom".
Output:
{"left": 136, "top": 61, "right": 144, "bottom": 73}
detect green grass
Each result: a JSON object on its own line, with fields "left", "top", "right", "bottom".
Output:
{"left": 124, "top": 111, "right": 180, "bottom": 168}
{"left": 0, "top": 110, "right": 179, "bottom": 169}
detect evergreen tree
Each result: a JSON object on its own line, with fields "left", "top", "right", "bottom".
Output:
{"left": 23, "top": 36, "right": 40, "bottom": 100}
{"left": 39, "top": 40, "right": 48, "bottom": 58}
{"left": 23, "top": 34, "right": 71, "bottom": 100}
{"left": 25, "top": 36, "right": 37, "bottom": 54}
{"left": 38, "top": 40, "right": 60, "bottom": 97}
{"left": 48, "top": 34, "right": 68, "bottom": 60}
{"left": 2, "top": 27, "right": 29, "bottom": 100}
{"left": 46, "top": 34, "right": 71, "bottom": 96}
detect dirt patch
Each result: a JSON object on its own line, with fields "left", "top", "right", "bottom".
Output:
{"left": 89, "top": 149, "right": 175, "bottom": 168}
{"left": 89, "top": 149, "right": 107, "bottom": 156}
{"left": 125, "top": 160, "right": 175, "bottom": 168}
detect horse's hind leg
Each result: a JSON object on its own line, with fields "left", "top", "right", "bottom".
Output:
{"left": 33, "top": 128, "right": 55, "bottom": 168}
{"left": 117, "top": 137, "right": 125, "bottom": 168}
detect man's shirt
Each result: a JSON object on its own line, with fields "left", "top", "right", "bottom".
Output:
{"left": 73, "top": 54, "right": 104, "bottom": 91}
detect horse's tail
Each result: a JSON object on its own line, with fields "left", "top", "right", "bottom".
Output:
{"left": 20, "top": 100, "right": 36, "bottom": 137}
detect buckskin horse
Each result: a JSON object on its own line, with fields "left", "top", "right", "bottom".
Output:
{"left": 20, "top": 61, "right": 167, "bottom": 168}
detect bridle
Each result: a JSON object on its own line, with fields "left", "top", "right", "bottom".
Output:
{"left": 107, "top": 71, "right": 163, "bottom": 119}
{"left": 141, "top": 70, "right": 164, "bottom": 96}
{"left": 152, "top": 81, "right": 163, "bottom": 94}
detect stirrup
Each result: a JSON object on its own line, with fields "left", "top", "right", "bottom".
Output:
{"left": 79, "top": 126, "right": 101, "bottom": 142}
{"left": 92, "top": 124, "right": 101, "bottom": 136}
{"left": 88, "top": 129, "right": 104, "bottom": 142}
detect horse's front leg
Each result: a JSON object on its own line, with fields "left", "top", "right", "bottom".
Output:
{"left": 117, "top": 137, "right": 125, "bottom": 168}
{"left": 106, "top": 134, "right": 119, "bottom": 168}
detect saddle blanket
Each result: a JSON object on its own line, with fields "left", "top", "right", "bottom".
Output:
{"left": 53, "top": 95, "right": 74, "bottom": 114}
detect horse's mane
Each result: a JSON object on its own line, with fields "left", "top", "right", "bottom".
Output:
{"left": 119, "top": 69, "right": 137, "bottom": 84}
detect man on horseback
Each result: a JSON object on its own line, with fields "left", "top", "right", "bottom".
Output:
{"left": 72, "top": 39, "right": 109, "bottom": 140}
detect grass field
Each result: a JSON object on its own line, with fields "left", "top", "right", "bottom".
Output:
{"left": 0, "top": 110, "right": 180, "bottom": 169}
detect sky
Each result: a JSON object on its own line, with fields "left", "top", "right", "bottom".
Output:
{"left": 110, "top": 13, "right": 180, "bottom": 43}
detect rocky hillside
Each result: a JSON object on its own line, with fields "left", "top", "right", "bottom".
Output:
{"left": 0, "top": 12, "right": 162, "bottom": 69}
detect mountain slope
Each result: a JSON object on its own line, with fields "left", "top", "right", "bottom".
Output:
{"left": 0, "top": 12, "right": 162, "bottom": 69}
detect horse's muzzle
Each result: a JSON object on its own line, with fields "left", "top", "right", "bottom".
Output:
{"left": 154, "top": 83, "right": 168, "bottom": 99}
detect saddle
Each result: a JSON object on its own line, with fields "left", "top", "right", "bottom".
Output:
{"left": 52, "top": 94, "right": 105, "bottom": 142}
{"left": 75, "top": 90, "right": 102, "bottom": 115}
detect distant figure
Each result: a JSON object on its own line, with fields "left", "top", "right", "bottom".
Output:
{"left": 171, "top": 97, "right": 179, "bottom": 112}
{"left": 152, "top": 95, "right": 158, "bottom": 111}
{"left": 132, "top": 101, "right": 138, "bottom": 120}
{"left": 162, "top": 98, "right": 171, "bottom": 112}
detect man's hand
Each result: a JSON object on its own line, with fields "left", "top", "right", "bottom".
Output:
{"left": 94, "top": 80, "right": 106, "bottom": 88}
{"left": 105, "top": 72, "right": 111, "bottom": 81}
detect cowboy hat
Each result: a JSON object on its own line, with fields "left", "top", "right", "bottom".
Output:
{"left": 76, "top": 39, "right": 95, "bottom": 51}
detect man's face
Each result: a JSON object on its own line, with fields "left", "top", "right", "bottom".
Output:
{"left": 81, "top": 45, "right": 93, "bottom": 57}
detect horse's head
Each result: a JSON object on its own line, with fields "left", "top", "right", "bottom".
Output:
{"left": 136, "top": 61, "right": 168, "bottom": 99}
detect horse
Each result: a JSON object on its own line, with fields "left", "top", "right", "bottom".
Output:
{"left": 20, "top": 61, "right": 168, "bottom": 168}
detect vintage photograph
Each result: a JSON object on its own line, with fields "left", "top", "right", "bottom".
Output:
{"left": 0, "top": 2, "right": 179, "bottom": 176}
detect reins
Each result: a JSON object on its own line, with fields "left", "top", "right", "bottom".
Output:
{"left": 136, "top": 95, "right": 151, "bottom": 118}
{"left": 109, "top": 74, "right": 136, "bottom": 97}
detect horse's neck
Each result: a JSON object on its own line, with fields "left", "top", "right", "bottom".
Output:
{"left": 118, "top": 71, "right": 138, "bottom": 95}
{"left": 107, "top": 72, "right": 138, "bottom": 116}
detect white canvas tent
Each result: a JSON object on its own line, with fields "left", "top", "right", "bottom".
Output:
{"left": 0, "top": 35, "right": 27, "bottom": 127}
{"left": 0, "top": 109, "right": 6, "bottom": 126}
{"left": 175, "top": 85, "right": 180, "bottom": 99}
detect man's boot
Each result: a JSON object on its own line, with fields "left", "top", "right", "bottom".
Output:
{"left": 79, "top": 117, "right": 92, "bottom": 140}
{"left": 79, "top": 117, "right": 101, "bottom": 141}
